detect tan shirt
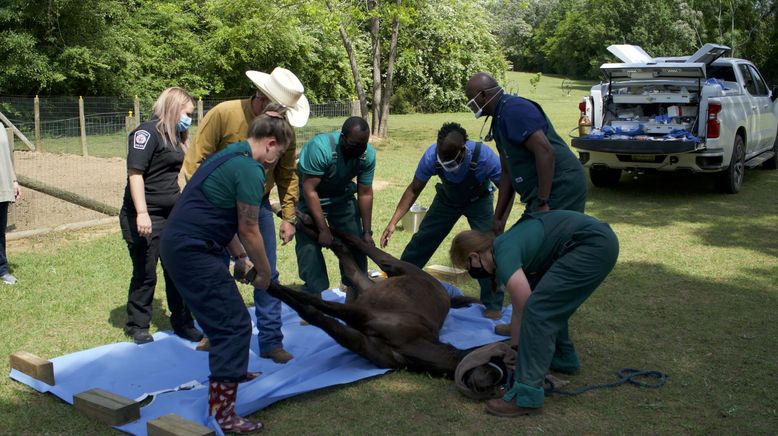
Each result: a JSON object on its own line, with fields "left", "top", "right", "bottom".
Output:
{"left": 0, "top": 125, "right": 15, "bottom": 203}
{"left": 182, "top": 98, "right": 299, "bottom": 221}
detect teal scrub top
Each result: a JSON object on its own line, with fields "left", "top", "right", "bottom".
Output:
{"left": 297, "top": 131, "right": 376, "bottom": 206}
{"left": 199, "top": 140, "right": 266, "bottom": 208}
{"left": 494, "top": 210, "right": 605, "bottom": 286}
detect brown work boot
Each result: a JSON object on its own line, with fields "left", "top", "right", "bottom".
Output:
{"left": 483, "top": 309, "right": 502, "bottom": 320}
{"left": 260, "top": 347, "right": 294, "bottom": 364}
{"left": 494, "top": 323, "right": 511, "bottom": 337}
{"left": 485, "top": 398, "right": 542, "bottom": 417}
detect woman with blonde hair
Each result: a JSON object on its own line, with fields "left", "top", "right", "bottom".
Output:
{"left": 119, "top": 87, "right": 201, "bottom": 344}
{"left": 450, "top": 210, "right": 618, "bottom": 417}
{"left": 161, "top": 104, "right": 294, "bottom": 433}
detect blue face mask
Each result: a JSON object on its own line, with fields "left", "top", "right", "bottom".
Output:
{"left": 177, "top": 114, "right": 192, "bottom": 132}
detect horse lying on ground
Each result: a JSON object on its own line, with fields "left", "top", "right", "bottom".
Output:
{"left": 264, "top": 213, "right": 505, "bottom": 390}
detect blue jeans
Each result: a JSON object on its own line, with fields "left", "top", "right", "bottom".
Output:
{"left": 253, "top": 198, "right": 284, "bottom": 354}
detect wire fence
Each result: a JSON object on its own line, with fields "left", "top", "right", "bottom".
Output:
{"left": 1, "top": 95, "right": 356, "bottom": 232}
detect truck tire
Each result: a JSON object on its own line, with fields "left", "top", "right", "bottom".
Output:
{"left": 589, "top": 167, "right": 622, "bottom": 187}
{"left": 763, "top": 127, "right": 778, "bottom": 170}
{"left": 714, "top": 135, "right": 745, "bottom": 194}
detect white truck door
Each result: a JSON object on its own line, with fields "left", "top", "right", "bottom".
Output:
{"left": 737, "top": 64, "right": 765, "bottom": 152}
{"left": 745, "top": 64, "right": 777, "bottom": 150}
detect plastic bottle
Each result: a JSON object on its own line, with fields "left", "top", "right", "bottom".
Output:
{"left": 578, "top": 112, "right": 591, "bottom": 137}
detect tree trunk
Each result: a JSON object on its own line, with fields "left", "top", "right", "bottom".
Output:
{"left": 369, "top": 0, "right": 382, "bottom": 136}
{"left": 327, "top": 0, "right": 369, "bottom": 118}
{"left": 377, "top": 0, "right": 401, "bottom": 138}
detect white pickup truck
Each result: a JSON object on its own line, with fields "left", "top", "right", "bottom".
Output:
{"left": 571, "top": 43, "right": 778, "bottom": 193}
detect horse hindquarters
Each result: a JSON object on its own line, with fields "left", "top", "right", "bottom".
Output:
{"left": 267, "top": 283, "right": 401, "bottom": 368}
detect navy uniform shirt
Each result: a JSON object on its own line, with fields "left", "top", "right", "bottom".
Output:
{"left": 122, "top": 119, "right": 184, "bottom": 215}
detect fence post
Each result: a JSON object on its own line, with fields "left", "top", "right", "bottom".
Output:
{"left": 6, "top": 127, "right": 15, "bottom": 230}
{"left": 134, "top": 96, "right": 140, "bottom": 126}
{"left": 125, "top": 111, "right": 133, "bottom": 138}
{"left": 197, "top": 97, "right": 203, "bottom": 125}
{"left": 34, "top": 95, "right": 42, "bottom": 152}
{"left": 79, "top": 96, "right": 88, "bottom": 157}
{"left": 5, "top": 127, "right": 13, "bottom": 166}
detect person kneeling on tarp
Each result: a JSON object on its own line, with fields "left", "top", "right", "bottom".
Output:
{"left": 160, "top": 104, "right": 293, "bottom": 433}
{"left": 449, "top": 210, "right": 618, "bottom": 417}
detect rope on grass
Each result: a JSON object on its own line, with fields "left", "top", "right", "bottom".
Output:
{"left": 545, "top": 368, "right": 668, "bottom": 397}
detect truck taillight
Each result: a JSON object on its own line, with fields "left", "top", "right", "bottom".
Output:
{"left": 707, "top": 103, "right": 721, "bottom": 138}
{"left": 578, "top": 101, "right": 586, "bottom": 113}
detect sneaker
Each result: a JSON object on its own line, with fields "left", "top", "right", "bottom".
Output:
{"left": 260, "top": 347, "right": 294, "bottom": 364}
{"left": 1, "top": 273, "right": 17, "bottom": 285}
{"left": 485, "top": 398, "right": 542, "bottom": 417}
{"left": 173, "top": 325, "right": 204, "bottom": 342}
{"left": 483, "top": 309, "right": 502, "bottom": 320}
{"left": 127, "top": 328, "right": 154, "bottom": 345}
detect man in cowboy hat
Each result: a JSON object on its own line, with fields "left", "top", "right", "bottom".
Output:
{"left": 182, "top": 67, "right": 310, "bottom": 364}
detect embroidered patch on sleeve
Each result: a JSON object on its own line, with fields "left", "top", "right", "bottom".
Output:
{"left": 133, "top": 130, "right": 151, "bottom": 150}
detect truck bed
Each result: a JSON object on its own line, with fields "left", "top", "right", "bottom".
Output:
{"left": 571, "top": 137, "right": 701, "bottom": 154}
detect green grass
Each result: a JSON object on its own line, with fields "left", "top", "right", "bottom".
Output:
{"left": 2, "top": 72, "right": 778, "bottom": 433}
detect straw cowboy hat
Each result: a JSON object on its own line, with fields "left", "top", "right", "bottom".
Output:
{"left": 245, "top": 67, "right": 310, "bottom": 127}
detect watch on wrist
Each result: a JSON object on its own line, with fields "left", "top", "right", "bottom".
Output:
{"left": 536, "top": 197, "right": 549, "bottom": 207}
{"left": 285, "top": 215, "right": 298, "bottom": 225}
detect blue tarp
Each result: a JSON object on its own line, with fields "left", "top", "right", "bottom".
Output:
{"left": 10, "top": 288, "right": 511, "bottom": 435}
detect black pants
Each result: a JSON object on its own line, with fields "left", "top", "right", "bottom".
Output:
{"left": 0, "top": 202, "right": 8, "bottom": 275}
{"left": 125, "top": 234, "right": 193, "bottom": 331}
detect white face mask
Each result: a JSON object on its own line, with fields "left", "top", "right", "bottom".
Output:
{"left": 436, "top": 148, "right": 464, "bottom": 172}
{"left": 466, "top": 87, "right": 502, "bottom": 118}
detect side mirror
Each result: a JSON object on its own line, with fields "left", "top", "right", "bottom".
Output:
{"left": 772, "top": 85, "right": 778, "bottom": 102}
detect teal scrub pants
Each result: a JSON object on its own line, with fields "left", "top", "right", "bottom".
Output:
{"left": 400, "top": 188, "right": 504, "bottom": 310}
{"left": 296, "top": 197, "right": 366, "bottom": 294}
{"left": 502, "top": 221, "right": 619, "bottom": 408}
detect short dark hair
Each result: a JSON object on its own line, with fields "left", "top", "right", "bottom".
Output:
{"left": 341, "top": 116, "right": 370, "bottom": 135}
{"left": 437, "top": 122, "right": 468, "bottom": 149}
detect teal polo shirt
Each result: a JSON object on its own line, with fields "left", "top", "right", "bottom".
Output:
{"left": 493, "top": 218, "right": 544, "bottom": 286}
{"left": 199, "top": 140, "right": 265, "bottom": 208}
{"left": 297, "top": 131, "right": 376, "bottom": 206}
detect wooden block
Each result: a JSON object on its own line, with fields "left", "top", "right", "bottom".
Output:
{"left": 73, "top": 388, "right": 140, "bottom": 426}
{"left": 423, "top": 265, "right": 467, "bottom": 282}
{"left": 9, "top": 351, "right": 55, "bottom": 385}
{"left": 147, "top": 414, "right": 215, "bottom": 436}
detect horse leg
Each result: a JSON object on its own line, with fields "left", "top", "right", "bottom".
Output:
{"left": 295, "top": 211, "right": 373, "bottom": 299}
{"left": 328, "top": 239, "right": 374, "bottom": 300}
{"left": 268, "top": 282, "right": 373, "bottom": 326}
{"left": 266, "top": 283, "right": 398, "bottom": 368}
{"left": 331, "top": 228, "right": 420, "bottom": 278}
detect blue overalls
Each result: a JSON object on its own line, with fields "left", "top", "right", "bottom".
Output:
{"left": 400, "top": 142, "right": 504, "bottom": 310}
{"left": 160, "top": 152, "right": 252, "bottom": 382}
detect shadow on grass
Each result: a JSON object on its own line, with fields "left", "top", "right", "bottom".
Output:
{"left": 587, "top": 168, "right": 778, "bottom": 257}
{"left": 108, "top": 298, "right": 172, "bottom": 333}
